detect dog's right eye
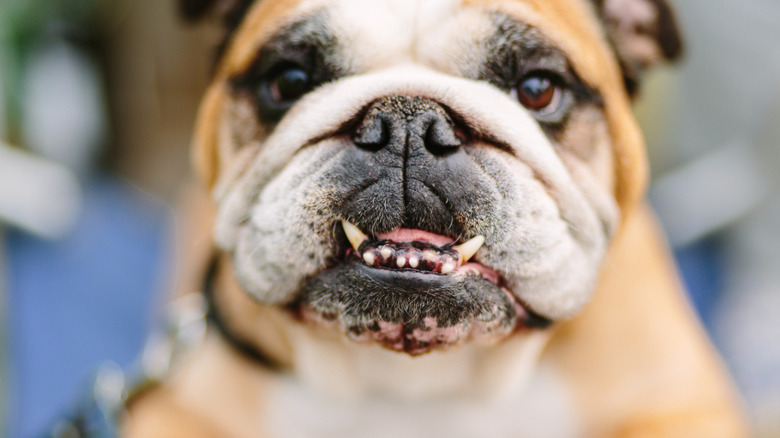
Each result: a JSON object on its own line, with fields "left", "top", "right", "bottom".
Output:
{"left": 240, "top": 63, "right": 317, "bottom": 121}
{"left": 267, "top": 65, "right": 312, "bottom": 104}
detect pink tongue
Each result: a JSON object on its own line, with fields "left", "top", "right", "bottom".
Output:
{"left": 375, "top": 228, "right": 455, "bottom": 246}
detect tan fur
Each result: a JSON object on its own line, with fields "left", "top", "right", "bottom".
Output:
{"left": 126, "top": 0, "right": 749, "bottom": 436}
{"left": 124, "top": 385, "right": 230, "bottom": 438}
{"left": 547, "top": 205, "right": 748, "bottom": 436}
{"left": 467, "top": 0, "right": 647, "bottom": 215}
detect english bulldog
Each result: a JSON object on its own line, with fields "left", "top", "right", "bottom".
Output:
{"left": 124, "top": 0, "right": 749, "bottom": 436}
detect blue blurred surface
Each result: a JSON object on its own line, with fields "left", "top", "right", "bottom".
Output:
{"left": 673, "top": 237, "right": 726, "bottom": 332}
{"left": 3, "top": 177, "right": 171, "bottom": 438}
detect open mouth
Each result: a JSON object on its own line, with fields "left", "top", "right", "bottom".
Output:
{"left": 343, "top": 220, "right": 495, "bottom": 280}
{"left": 288, "top": 221, "right": 552, "bottom": 355}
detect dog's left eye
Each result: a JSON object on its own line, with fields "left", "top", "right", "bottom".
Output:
{"left": 514, "top": 73, "right": 563, "bottom": 116}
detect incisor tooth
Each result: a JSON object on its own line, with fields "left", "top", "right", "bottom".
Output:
{"left": 455, "top": 235, "right": 485, "bottom": 263}
{"left": 380, "top": 246, "right": 392, "bottom": 259}
{"left": 363, "top": 252, "right": 376, "bottom": 265}
{"left": 422, "top": 250, "right": 437, "bottom": 262}
{"left": 342, "top": 220, "right": 368, "bottom": 251}
{"left": 441, "top": 261, "right": 456, "bottom": 274}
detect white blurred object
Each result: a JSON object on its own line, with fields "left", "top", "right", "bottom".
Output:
{"left": 649, "top": 140, "right": 767, "bottom": 247}
{"left": 0, "top": 141, "right": 82, "bottom": 239}
{"left": 21, "top": 40, "right": 107, "bottom": 174}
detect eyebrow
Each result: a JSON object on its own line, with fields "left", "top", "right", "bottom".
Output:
{"left": 231, "top": 10, "right": 349, "bottom": 85}
{"left": 477, "top": 13, "right": 570, "bottom": 87}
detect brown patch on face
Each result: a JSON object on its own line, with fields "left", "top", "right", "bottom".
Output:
{"left": 193, "top": 82, "right": 269, "bottom": 188}
{"left": 195, "top": 0, "right": 341, "bottom": 188}
{"left": 219, "top": 0, "right": 310, "bottom": 78}
{"left": 462, "top": 0, "right": 647, "bottom": 218}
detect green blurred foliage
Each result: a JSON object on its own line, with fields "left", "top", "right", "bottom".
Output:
{"left": 0, "top": 0, "right": 107, "bottom": 142}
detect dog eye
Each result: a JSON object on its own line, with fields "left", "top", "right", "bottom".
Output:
{"left": 267, "top": 65, "right": 312, "bottom": 104}
{"left": 515, "top": 73, "right": 563, "bottom": 115}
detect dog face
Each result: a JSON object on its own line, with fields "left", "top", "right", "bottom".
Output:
{"left": 187, "top": 0, "right": 680, "bottom": 356}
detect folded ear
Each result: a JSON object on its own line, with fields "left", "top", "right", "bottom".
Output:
{"left": 179, "top": 0, "right": 255, "bottom": 29}
{"left": 593, "top": 0, "right": 683, "bottom": 96}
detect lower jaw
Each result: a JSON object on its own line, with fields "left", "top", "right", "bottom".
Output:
{"left": 288, "top": 261, "right": 546, "bottom": 356}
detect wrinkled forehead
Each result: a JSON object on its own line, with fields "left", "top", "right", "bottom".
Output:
{"left": 219, "top": 0, "right": 621, "bottom": 90}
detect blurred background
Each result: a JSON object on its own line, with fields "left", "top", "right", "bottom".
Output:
{"left": 0, "top": 0, "right": 778, "bottom": 436}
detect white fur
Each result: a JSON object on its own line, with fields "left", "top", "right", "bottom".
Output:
{"left": 284, "top": 322, "right": 551, "bottom": 400}
{"left": 266, "top": 356, "right": 582, "bottom": 438}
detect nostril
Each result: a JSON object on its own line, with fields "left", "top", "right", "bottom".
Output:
{"left": 350, "top": 96, "right": 468, "bottom": 156}
{"left": 352, "top": 113, "right": 390, "bottom": 151}
{"left": 453, "top": 126, "right": 469, "bottom": 145}
{"left": 424, "top": 114, "right": 462, "bottom": 156}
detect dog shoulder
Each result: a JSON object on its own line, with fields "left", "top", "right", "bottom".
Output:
{"left": 124, "top": 387, "right": 230, "bottom": 438}
{"left": 546, "top": 205, "right": 750, "bottom": 437}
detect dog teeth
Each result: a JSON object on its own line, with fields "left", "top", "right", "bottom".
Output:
{"left": 380, "top": 246, "right": 393, "bottom": 259}
{"left": 454, "top": 235, "right": 485, "bottom": 263}
{"left": 352, "top": 235, "right": 484, "bottom": 276}
{"left": 342, "top": 220, "right": 368, "bottom": 251}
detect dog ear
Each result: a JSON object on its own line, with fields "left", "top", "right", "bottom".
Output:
{"left": 593, "top": 0, "right": 683, "bottom": 96}
{"left": 179, "top": 0, "right": 255, "bottom": 30}
{"left": 179, "top": 0, "right": 218, "bottom": 21}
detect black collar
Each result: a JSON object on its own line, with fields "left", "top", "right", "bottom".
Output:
{"left": 201, "top": 256, "right": 280, "bottom": 369}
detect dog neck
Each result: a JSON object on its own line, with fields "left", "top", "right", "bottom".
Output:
{"left": 166, "top": 329, "right": 579, "bottom": 438}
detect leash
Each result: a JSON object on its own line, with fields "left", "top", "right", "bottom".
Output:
{"left": 49, "top": 293, "right": 208, "bottom": 438}
{"left": 49, "top": 258, "right": 277, "bottom": 438}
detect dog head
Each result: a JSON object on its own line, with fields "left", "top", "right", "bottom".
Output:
{"left": 183, "top": 0, "right": 680, "bottom": 359}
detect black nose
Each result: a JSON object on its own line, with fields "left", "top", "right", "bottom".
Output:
{"left": 333, "top": 95, "right": 490, "bottom": 237}
{"left": 351, "top": 96, "right": 463, "bottom": 155}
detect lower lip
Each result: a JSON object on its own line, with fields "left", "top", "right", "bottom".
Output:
{"left": 336, "top": 259, "right": 552, "bottom": 331}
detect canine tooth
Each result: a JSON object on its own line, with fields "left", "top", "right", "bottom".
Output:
{"left": 380, "top": 246, "right": 393, "bottom": 259}
{"left": 409, "top": 257, "right": 419, "bottom": 268}
{"left": 455, "top": 235, "right": 485, "bottom": 263}
{"left": 441, "top": 261, "right": 456, "bottom": 274}
{"left": 363, "top": 252, "right": 376, "bottom": 266}
{"left": 397, "top": 256, "right": 407, "bottom": 268}
{"left": 342, "top": 220, "right": 368, "bottom": 251}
